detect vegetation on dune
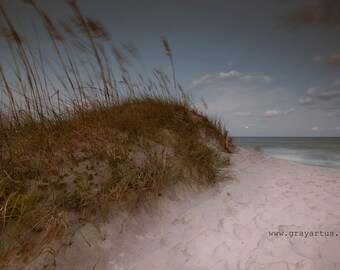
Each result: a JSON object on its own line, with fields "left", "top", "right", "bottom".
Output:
{"left": 0, "top": 0, "right": 234, "bottom": 267}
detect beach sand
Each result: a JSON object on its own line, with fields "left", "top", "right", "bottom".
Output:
{"left": 26, "top": 148, "right": 340, "bottom": 270}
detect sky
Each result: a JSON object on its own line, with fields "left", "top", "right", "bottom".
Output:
{"left": 1, "top": 0, "right": 340, "bottom": 136}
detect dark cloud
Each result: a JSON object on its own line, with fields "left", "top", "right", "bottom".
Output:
{"left": 326, "top": 110, "right": 340, "bottom": 118}
{"left": 328, "top": 53, "right": 340, "bottom": 66}
{"left": 299, "top": 81, "right": 340, "bottom": 110}
{"left": 298, "top": 96, "right": 314, "bottom": 105}
{"left": 314, "top": 53, "right": 340, "bottom": 66}
{"left": 282, "top": 0, "right": 340, "bottom": 27}
{"left": 315, "top": 81, "right": 340, "bottom": 100}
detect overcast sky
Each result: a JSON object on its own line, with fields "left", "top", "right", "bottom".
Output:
{"left": 2, "top": 0, "right": 340, "bottom": 136}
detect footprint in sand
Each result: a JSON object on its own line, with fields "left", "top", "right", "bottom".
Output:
{"left": 323, "top": 194, "right": 340, "bottom": 206}
{"left": 254, "top": 186, "right": 273, "bottom": 197}
{"left": 217, "top": 218, "right": 225, "bottom": 230}
{"left": 172, "top": 216, "right": 192, "bottom": 225}
{"left": 232, "top": 196, "right": 251, "bottom": 205}
{"left": 304, "top": 180, "right": 316, "bottom": 185}
{"left": 212, "top": 241, "right": 230, "bottom": 262}
{"left": 289, "top": 184, "right": 305, "bottom": 192}
{"left": 256, "top": 185, "right": 272, "bottom": 190}
{"left": 233, "top": 224, "right": 252, "bottom": 240}
{"left": 97, "top": 237, "right": 112, "bottom": 249}
{"left": 247, "top": 262, "right": 291, "bottom": 270}
{"left": 295, "top": 260, "right": 315, "bottom": 270}
{"left": 182, "top": 240, "right": 197, "bottom": 258}
{"left": 275, "top": 180, "right": 290, "bottom": 187}
{"left": 108, "top": 260, "right": 124, "bottom": 270}
{"left": 325, "top": 179, "right": 337, "bottom": 184}
{"left": 282, "top": 190, "right": 298, "bottom": 199}
{"left": 166, "top": 243, "right": 189, "bottom": 266}
{"left": 254, "top": 214, "right": 270, "bottom": 230}
{"left": 289, "top": 237, "right": 322, "bottom": 260}
{"left": 321, "top": 236, "right": 340, "bottom": 263}
{"left": 211, "top": 261, "right": 229, "bottom": 270}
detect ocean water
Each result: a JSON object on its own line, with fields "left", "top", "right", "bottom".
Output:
{"left": 234, "top": 137, "right": 340, "bottom": 169}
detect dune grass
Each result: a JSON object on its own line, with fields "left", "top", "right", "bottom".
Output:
{"left": 0, "top": 0, "right": 234, "bottom": 267}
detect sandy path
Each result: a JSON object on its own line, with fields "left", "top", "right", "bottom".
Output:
{"left": 27, "top": 148, "right": 340, "bottom": 270}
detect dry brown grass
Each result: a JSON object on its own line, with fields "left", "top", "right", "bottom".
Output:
{"left": 0, "top": 1, "right": 234, "bottom": 268}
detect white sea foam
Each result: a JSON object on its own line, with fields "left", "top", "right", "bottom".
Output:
{"left": 236, "top": 137, "right": 340, "bottom": 169}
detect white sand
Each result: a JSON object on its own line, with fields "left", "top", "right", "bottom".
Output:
{"left": 26, "top": 148, "right": 340, "bottom": 270}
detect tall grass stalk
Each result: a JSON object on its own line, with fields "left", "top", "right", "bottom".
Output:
{"left": 0, "top": 0, "right": 234, "bottom": 267}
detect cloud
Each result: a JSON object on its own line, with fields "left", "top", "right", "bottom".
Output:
{"left": 234, "top": 111, "right": 252, "bottom": 117}
{"left": 264, "top": 110, "right": 282, "bottom": 117}
{"left": 313, "top": 55, "right": 325, "bottom": 63}
{"left": 218, "top": 70, "right": 241, "bottom": 79}
{"left": 191, "top": 74, "right": 213, "bottom": 88}
{"left": 244, "top": 124, "right": 256, "bottom": 129}
{"left": 281, "top": 0, "right": 340, "bottom": 27}
{"left": 311, "top": 81, "right": 340, "bottom": 100}
{"left": 313, "top": 53, "right": 340, "bottom": 67}
{"left": 191, "top": 70, "right": 272, "bottom": 88}
{"left": 306, "top": 87, "right": 317, "bottom": 95}
{"left": 299, "top": 81, "right": 340, "bottom": 110}
{"left": 284, "top": 108, "right": 295, "bottom": 114}
{"left": 326, "top": 110, "right": 340, "bottom": 118}
{"left": 298, "top": 96, "right": 314, "bottom": 105}
{"left": 262, "top": 108, "right": 294, "bottom": 118}
{"left": 241, "top": 74, "right": 272, "bottom": 83}
{"left": 318, "top": 104, "right": 340, "bottom": 110}
{"left": 328, "top": 53, "right": 340, "bottom": 66}
{"left": 335, "top": 126, "right": 340, "bottom": 131}
{"left": 311, "top": 126, "right": 321, "bottom": 131}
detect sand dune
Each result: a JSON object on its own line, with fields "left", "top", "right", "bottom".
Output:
{"left": 26, "top": 148, "right": 340, "bottom": 270}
